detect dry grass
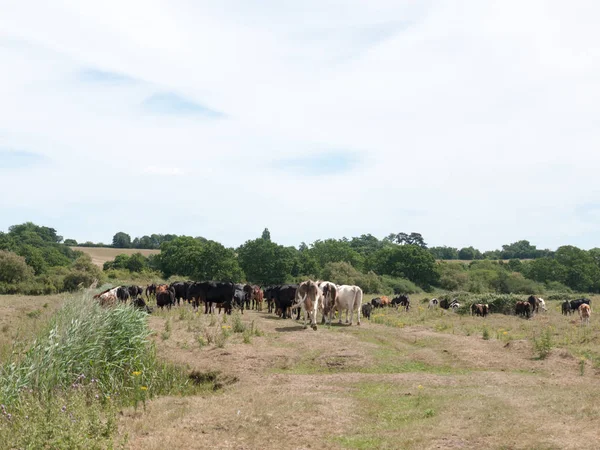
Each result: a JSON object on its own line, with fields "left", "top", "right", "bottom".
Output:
{"left": 4, "top": 293, "right": 600, "bottom": 449}
{"left": 71, "top": 246, "right": 160, "bottom": 267}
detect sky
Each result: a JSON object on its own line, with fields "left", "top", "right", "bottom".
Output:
{"left": 1, "top": 0, "right": 600, "bottom": 251}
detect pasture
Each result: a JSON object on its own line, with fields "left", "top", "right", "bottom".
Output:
{"left": 71, "top": 246, "right": 160, "bottom": 267}
{"left": 2, "top": 292, "right": 600, "bottom": 449}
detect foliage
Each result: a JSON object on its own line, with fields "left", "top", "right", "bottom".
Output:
{"left": 368, "top": 245, "right": 439, "bottom": 288}
{"left": 306, "top": 239, "right": 364, "bottom": 272}
{"left": 237, "top": 237, "right": 294, "bottom": 285}
{"left": 533, "top": 327, "right": 553, "bottom": 359}
{"left": 458, "top": 246, "right": 483, "bottom": 260}
{"left": 158, "top": 236, "right": 244, "bottom": 281}
{"left": 388, "top": 232, "right": 427, "bottom": 248}
{"left": 0, "top": 250, "right": 34, "bottom": 283}
{"left": 112, "top": 231, "right": 131, "bottom": 249}
{"left": 429, "top": 246, "right": 459, "bottom": 260}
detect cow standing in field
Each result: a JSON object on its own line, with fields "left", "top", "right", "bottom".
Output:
{"left": 294, "top": 280, "right": 320, "bottom": 330}
{"left": 392, "top": 295, "right": 410, "bottom": 312}
{"left": 579, "top": 304, "right": 591, "bottom": 326}
{"left": 145, "top": 284, "right": 157, "bottom": 299}
{"left": 428, "top": 298, "right": 439, "bottom": 309}
{"left": 252, "top": 285, "right": 264, "bottom": 311}
{"left": 562, "top": 300, "right": 572, "bottom": 315}
{"left": 156, "top": 286, "right": 175, "bottom": 310}
{"left": 516, "top": 301, "right": 531, "bottom": 319}
{"left": 274, "top": 284, "right": 298, "bottom": 319}
{"left": 371, "top": 298, "right": 383, "bottom": 308}
{"left": 570, "top": 299, "right": 591, "bottom": 313}
{"left": 116, "top": 287, "right": 130, "bottom": 302}
{"left": 361, "top": 303, "right": 373, "bottom": 320}
{"left": 233, "top": 284, "right": 247, "bottom": 313}
{"left": 527, "top": 295, "right": 541, "bottom": 314}
{"left": 94, "top": 287, "right": 119, "bottom": 307}
{"left": 471, "top": 304, "right": 489, "bottom": 317}
{"left": 319, "top": 281, "right": 338, "bottom": 325}
{"left": 335, "top": 285, "right": 363, "bottom": 326}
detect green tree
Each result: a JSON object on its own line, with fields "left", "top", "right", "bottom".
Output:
{"left": 500, "top": 240, "right": 539, "bottom": 259}
{"left": 0, "top": 250, "right": 34, "bottom": 283}
{"left": 348, "top": 234, "right": 387, "bottom": 257}
{"left": 237, "top": 238, "right": 294, "bottom": 284}
{"left": 554, "top": 246, "right": 600, "bottom": 292}
{"left": 261, "top": 228, "right": 271, "bottom": 241}
{"left": 307, "top": 239, "right": 364, "bottom": 273}
{"left": 126, "top": 253, "right": 148, "bottom": 272}
{"left": 458, "top": 246, "right": 482, "bottom": 260}
{"left": 391, "top": 232, "right": 427, "bottom": 248}
{"left": 369, "top": 245, "right": 439, "bottom": 287}
{"left": 158, "top": 237, "right": 244, "bottom": 281}
{"left": 64, "top": 239, "right": 78, "bottom": 246}
{"left": 112, "top": 232, "right": 132, "bottom": 248}
{"left": 9, "top": 222, "right": 63, "bottom": 244}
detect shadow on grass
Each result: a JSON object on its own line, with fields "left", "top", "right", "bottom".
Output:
{"left": 275, "top": 326, "right": 307, "bottom": 333}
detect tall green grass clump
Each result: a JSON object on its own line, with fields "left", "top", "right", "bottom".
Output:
{"left": 0, "top": 294, "right": 207, "bottom": 448}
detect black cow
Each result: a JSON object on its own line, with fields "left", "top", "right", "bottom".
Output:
{"left": 233, "top": 284, "right": 247, "bottom": 314}
{"left": 128, "top": 285, "right": 142, "bottom": 299}
{"left": 157, "top": 287, "right": 175, "bottom": 309}
{"left": 170, "top": 282, "right": 190, "bottom": 306}
{"left": 391, "top": 295, "right": 410, "bottom": 311}
{"left": 243, "top": 284, "right": 253, "bottom": 310}
{"left": 570, "top": 298, "right": 591, "bottom": 313}
{"left": 117, "top": 287, "right": 130, "bottom": 302}
{"left": 145, "top": 284, "right": 157, "bottom": 299}
{"left": 187, "top": 281, "right": 235, "bottom": 315}
{"left": 527, "top": 295, "right": 540, "bottom": 314}
{"left": 371, "top": 298, "right": 383, "bottom": 308}
{"left": 561, "top": 300, "right": 572, "bottom": 316}
{"left": 274, "top": 284, "right": 298, "bottom": 319}
{"left": 361, "top": 303, "right": 373, "bottom": 320}
{"left": 264, "top": 286, "right": 276, "bottom": 313}
{"left": 131, "top": 297, "right": 152, "bottom": 314}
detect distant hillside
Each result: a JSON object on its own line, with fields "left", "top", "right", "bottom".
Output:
{"left": 71, "top": 247, "right": 160, "bottom": 267}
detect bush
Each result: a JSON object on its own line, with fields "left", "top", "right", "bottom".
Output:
{"left": 0, "top": 250, "right": 34, "bottom": 283}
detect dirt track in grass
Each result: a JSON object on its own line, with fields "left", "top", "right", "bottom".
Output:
{"left": 118, "top": 303, "right": 600, "bottom": 450}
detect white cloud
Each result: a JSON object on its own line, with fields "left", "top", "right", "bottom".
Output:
{"left": 1, "top": 0, "right": 600, "bottom": 250}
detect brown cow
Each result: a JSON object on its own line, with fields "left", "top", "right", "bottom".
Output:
{"left": 579, "top": 304, "right": 591, "bottom": 326}
{"left": 380, "top": 296, "right": 391, "bottom": 307}
{"left": 516, "top": 301, "right": 531, "bottom": 319}
{"left": 252, "top": 285, "right": 264, "bottom": 311}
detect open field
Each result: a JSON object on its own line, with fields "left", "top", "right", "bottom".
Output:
{"left": 71, "top": 246, "right": 160, "bottom": 267}
{"left": 2, "top": 292, "right": 600, "bottom": 449}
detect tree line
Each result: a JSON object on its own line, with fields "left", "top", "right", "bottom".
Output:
{"left": 3, "top": 222, "right": 600, "bottom": 296}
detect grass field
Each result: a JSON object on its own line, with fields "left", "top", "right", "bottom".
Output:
{"left": 71, "top": 246, "right": 160, "bottom": 267}
{"left": 2, "top": 292, "right": 600, "bottom": 449}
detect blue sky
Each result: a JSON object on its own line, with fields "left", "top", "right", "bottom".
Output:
{"left": 1, "top": 1, "right": 600, "bottom": 250}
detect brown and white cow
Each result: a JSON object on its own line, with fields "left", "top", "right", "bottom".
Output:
{"left": 335, "top": 285, "right": 363, "bottom": 326}
{"left": 318, "top": 281, "right": 338, "bottom": 325}
{"left": 293, "top": 280, "right": 320, "bottom": 330}
{"left": 251, "top": 285, "right": 264, "bottom": 311}
{"left": 579, "top": 303, "right": 591, "bottom": 326}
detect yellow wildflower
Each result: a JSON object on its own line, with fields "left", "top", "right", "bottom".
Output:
{"left": 418, "top": 385, "right": 423, "bottom": 389}
{"left": 132, "top": 371, "right": 141, "bottom": 376}
{"left": 140, "top": 386, "right": 148, "bottom": 391}
{"left": 503, "top": 332, "right": 508, "bottom": 335}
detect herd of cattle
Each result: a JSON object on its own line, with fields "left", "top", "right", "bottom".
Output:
{"left": 93, "top": 283, "right": 594, "bottom": 327}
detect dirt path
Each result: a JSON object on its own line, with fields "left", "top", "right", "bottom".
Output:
{"left": 119, "top": 308, "right": 600, "bottom": 450}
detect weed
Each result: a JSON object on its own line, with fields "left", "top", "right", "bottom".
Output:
{"left": 1, "top": 324, "right": 8, "bottom": 333}
{"left": 242, "top": 329, "right": 252, "bottom": 344}
{"left": 580, "top": 358, "right": 586, "bottom": 376}
{"left": 209, "top": 314, "right": 217, "bottom": 327}
{"left": 232, "top": 314, "right": 246, "bottom": 333}
{"left": 251, "top": 321, "right": 264, "bottom": 337}
{"left": 482, "top": 327, "right": 490, "bottom": 340}
{"left": 533, "top": 327, "right": 553, "bottom": 359}
{"left": 26, "top": 309, "right": 41, "bottom": 319}
{"left": 165, "top": 317, "right": 172, "bottom": 333}
{"left": 197, "top": 334, "right": 206, "bottom": 348}
{"left": 424, "top": 408, "right": 435, "bottom": 418}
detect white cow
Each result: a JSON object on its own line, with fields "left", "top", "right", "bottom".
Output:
{"left": 318, "top": 281, "right": 338, "bottom": 325}
{"left": 335, "top": 285, "right": 363, "bottom": 326}
{"left": 293, "top": 280, "right": 321, "bottom": 330}
{"left": 538, "top": 298, "right": 547, "bottom": 312}
{"left": 428, "top": 298, "right": 439, "bottom": 309}
{"left": 94, "top": 286, "right": 119, "bottom": 306}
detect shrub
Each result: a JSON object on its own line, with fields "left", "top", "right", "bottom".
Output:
{"left": 0, "top": 250, "right": 33, "bottom": 283}
{"left": 533, "top": 327, "right": 553, "bottom": 359}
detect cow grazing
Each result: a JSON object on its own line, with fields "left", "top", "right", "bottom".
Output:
{"left": 561, "top": 300, "right": 572, "bottom": 316}
{"left": 335, "top": 285, "right": 363, "bottom": 326}
{"left": 579, "top": 304, "right": 591, "bottom": 326}
{"left": 440, "top": 298, "right": 460, "bottom": 310}
{"left": 428, "top": 298, "right": 439, "bottom": 309}
{"left": 515, "top": 301, "right": 531, "bottom": 319}
{"left": 361, "top": 303, "right": 373, "bottom": 320}
{"left": 538, "top": 298, "right": 547, "bottom": 312}
{"left": 391, "top": 295, "right": 410, "bottom": 312}
{"left": 371, "top": 298, "right": 383, "bottom": 308}
{"left": 471, "top": 304, "right": 489, "bottom": 317}
{"left": 131, "top": 297, "right": 152, "bottom": 314}
{"left": 319, "top": 281, "right": 338, "bottom": 325}
{"left": 294, "top": 280, "right": 320, "bottom": 330}
{"left": 570, "top": 299, "right": 591, "bottom": 313}
{"left": 128, "top": 285, "right": 143, "bottom": 299}
{"left": 94, "top": 287, "right": 119, "bottom": 307}
{"left": 156, "top": 287, "right": 175, "bottom": 310}
{"left": 380, "top": 296, "right": 391, "bottom": 307}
